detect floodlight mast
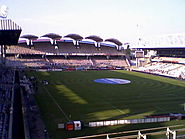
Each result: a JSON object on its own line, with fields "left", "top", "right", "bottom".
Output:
{"left": 0, "top": 5, "right": 8, "bottom": 18}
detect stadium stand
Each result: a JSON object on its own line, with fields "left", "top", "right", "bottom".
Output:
{"left": 0, "top": 68, "right": 14, "bottom": 139}
{"left": 7, "top": 41, "right": 124, "bottom": 55}
{"left": 6, "top": 57, "right": 51, "bottom": 68}
{"left": 5, "top": 40, "right": 129, "bottom": 70}
{"left": 91, "top": 56, "right": 128, "bottom": 68}
{"left": 137, "top": 57, "right": 185, "bottom": 79}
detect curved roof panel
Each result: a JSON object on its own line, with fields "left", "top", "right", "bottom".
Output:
{"left": 64, "top": 34, "right": 83, "bottom": 41}
{"left": 41, "top": 33, "right": 61, "bottom": 39}
{"left": 20, "top": 34, "right": 38, "bottom": 40}
{"left": 105, "top": 38, "right": 122, "bottom": 46}
{"left": 85, "top": 35, "right": 103, "bottom": 42}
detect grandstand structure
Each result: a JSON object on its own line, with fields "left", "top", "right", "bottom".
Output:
{"left": 0, "top": 17, "right": 24, "bottom": 139}
{"left": 0, "top": 68, "right": 15, "bottom": 139}
{"left": 0, "top": 19, "right": 21, "bottom": 65}
{"left": 136, "top": 57, "right": 185, "bottom": 79}
{"left": 5, "top": 34, "right": 130, "bottom": 70}
{"left": 131, "top": 33, "right": 185, "bottom": 79}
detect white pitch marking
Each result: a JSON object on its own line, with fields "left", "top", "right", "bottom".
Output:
{"left": 43, "top": 86, "right": 70, "bottom": 121}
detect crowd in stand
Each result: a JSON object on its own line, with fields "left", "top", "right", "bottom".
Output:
{"left": 152, "top": 56, "right": 185, "bottom": 64}
{"left": 6, "top": 42, "right": 123, "bottom": 55}
{"left": 92, "top": 59, "right": 128, "bottom": 67}
{"left": 6, "top": 57, "right": 51, "bottom": 69}
{"left": 0, "top": 68, "right": 14, "bottom": 139}
{"left": 49, "top": 58, "right": 93, "bottom": 67}
{"left": 137, "top": 60, "right": 185, "bottom": 79}
{"left": 5, "top": 56, "right": 129, "bottom": 70}
{"left": 20, "top": 75, "right": 49, "bottom": 139}
{"left": 4, "top": 42, "right": 129, "bottom": 70}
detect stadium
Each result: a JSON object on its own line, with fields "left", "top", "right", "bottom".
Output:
{"left": 1, "top": 6, "right": 185, "bottom": 139}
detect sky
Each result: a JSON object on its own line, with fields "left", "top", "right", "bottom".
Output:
{"left": 1, "top": 0, "right": 185, "bottom": 43}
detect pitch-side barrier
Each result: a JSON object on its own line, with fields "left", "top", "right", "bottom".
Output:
{"left": 88, "top": 117, "right": 170, "bottom": 128}
{"left": 58, "top": 117, "right": 170, "bottom": 131}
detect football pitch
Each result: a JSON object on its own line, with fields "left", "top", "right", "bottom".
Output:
{"left": 26, "top": 70, "right": 185, "bottom": 138}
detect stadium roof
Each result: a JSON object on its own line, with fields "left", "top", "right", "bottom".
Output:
{"left": 0, "top": 19, "right": 22, "bottom": 45}
{"left": 41, "top": 33, "right": 61, "bottom": 39}
{"left": 20, "top": 34, "right": 38, "bottom": 40}
{"left": 0, "top": 19, "right": 21, "bottom": 30}
{"left": 85, "top": 35, "right": 103, "bottom": 42}
{"left": 64, "top": 33, "right": 83, "bottom": 41}
{"left": 105, "top": 38, "right": 122, "bottom": 46}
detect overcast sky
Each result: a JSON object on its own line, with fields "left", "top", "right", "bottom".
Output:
{"left": 1, "top": 0, "right": 185, "bottom": 43}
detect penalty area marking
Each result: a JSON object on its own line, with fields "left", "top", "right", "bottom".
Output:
{"left": 43, "top": 86, "right": 70, "bottom": 121}
{"left": 94, "top": 78, "right": 131, "bottom": 84}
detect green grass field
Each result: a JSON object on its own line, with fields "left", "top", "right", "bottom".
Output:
{"left": 26, "top": 70, "right": 185, "bottom": 139}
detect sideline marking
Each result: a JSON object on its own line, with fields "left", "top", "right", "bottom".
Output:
{"left": 43, "top": 86, "right": 70, "bottom": 121}
{"left": 33, "top": 72, "right": 70, "bottom": 121}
